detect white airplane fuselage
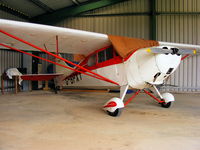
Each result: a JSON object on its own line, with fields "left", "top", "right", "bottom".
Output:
{"left": 57, "top": 46, "right": 182, "bottom": 89}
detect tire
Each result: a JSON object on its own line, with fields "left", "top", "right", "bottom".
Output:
{"left": 107, "top": 108, "right": 122, "bottom": 117}
{"left": 161, "top": 102, "right": 172, "bottom": 108}
{"left": 54, "top": 86, "right": 60, "bottom": 94}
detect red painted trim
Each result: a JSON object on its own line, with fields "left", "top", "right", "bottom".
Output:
{"left": 65, "top": 46, "right": 123, "bottom": 80}
{"left": 87, "top": 56, "right": 122, "bottom": 71}
{"left": 143, "top": 89, "right": 164, "bottom": 103}
{"left": 124, "top": 90, "right": 140, "bottom": 106}
{"left": 103, "top": 101, "right": 117, "bottom": 108}
{"left": 123, "top": 49, "right": 139, "bottom": 62}
{"left": 0, "top": 30, "right": 119, "bottom": 86}
{"left": 87, "top": 45, "right": 111, "bottom": 57}
{"left": 21, "top": 74, "right": 61, "bottom": 81}
{"left": 181, "top": 54, "right": 190, "bottom": 61}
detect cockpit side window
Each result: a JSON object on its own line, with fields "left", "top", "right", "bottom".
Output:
{"left": 88, "top": 54, "right": 96, "bottom": 66}
{"left": 98, "top": 47, "right": 114, "bottom": 63}
{"left": 106, "top": 47, "right": 114, "bottom": 60}
{"left": 98, "top": 50, "right": 105, "bottom": 63}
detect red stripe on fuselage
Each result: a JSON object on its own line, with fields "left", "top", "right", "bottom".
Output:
{"left": 65, "top": 46, "right": 123, "bottom": 80}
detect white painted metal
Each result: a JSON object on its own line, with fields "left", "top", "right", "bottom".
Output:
{"left": 161, "top": 93, "right": 175, "bottom": 103}
{"left": 103, "top": 97, "right": 124, "bottom": 113}
{"left": 0, "top": 19, "right": 110, "bottom": 54}
{"left": 120, "top": 84, "right": 129, "bottom": 101}
{"left": 153, "top": 85, "right": 163, "bottom": 99}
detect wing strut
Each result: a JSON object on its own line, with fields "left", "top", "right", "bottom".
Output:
{"left": 56, "top": 35, "right": 59, "bottom": 55}
{"left": 181, "top": 54, "right": 190, "bottom": 61}
{"left": 0, "top": 29, "right": 119, "bottom": 86}
{"left": 0, "top": 43, "right": 118, "bottom": 85}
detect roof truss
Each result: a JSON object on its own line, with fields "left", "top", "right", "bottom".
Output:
{"left": 28, "top": 0, "right": 54, "bottom": 13}
{"left": 30, "top": 0, "right": 127, "bottom": 24}
{"left": 0, "top": 2, "right": 30, "bottom": 20}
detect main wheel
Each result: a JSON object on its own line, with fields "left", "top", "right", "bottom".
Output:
{"left": 54, "top": 86, "right": 61, "bottom": 94}
{"left": 107, "top": 108, "right": 122, "bottom": 117}
{"left": 161, "top": 102, "right": 172, "bottom": 108}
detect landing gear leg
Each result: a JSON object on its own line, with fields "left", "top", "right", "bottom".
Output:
{"left": 148, "top": 85, "right": 174, "bottom": 108}
{"left": 103, "top": 85, "right": 129, "bottom": 117}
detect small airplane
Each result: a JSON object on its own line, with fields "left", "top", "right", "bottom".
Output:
{"left": 0, "top": 19, "right": 200, "bottom": 117}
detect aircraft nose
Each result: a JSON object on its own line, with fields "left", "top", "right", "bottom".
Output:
{"left": 155, "top": 53, "right": 181, "bottom": 74}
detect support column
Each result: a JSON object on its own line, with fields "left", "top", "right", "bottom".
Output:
{"left": 150, "top": 0, "right": 157, "bottom": 40}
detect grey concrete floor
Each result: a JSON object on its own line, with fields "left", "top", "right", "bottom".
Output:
{"left": 0, "top": 91, "right": 200, "bottom": 150}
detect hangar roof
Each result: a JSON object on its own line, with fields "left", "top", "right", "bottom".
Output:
{"left": 0, "top": 0, "right": 127, "bottom": 24}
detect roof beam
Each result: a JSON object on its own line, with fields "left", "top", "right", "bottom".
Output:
{"left": 149, "top": 0, "right": 156, "bottom": 40}
{"left": 28, "top": 0, "right": 54, "bottom": 13}
{"left": 71, "top": 0, "right": 80, "bottom": 6}
{"left": 31, "top": 0, "right": 127, "bottom": 24}
{"left": 0, "top": 3, "right": 30, "bottom": 20}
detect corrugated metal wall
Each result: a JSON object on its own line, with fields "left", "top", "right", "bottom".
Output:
{"left": 0, "top": 49, "right": 23, "bottom": 92}
{"left": 0, "top": 10, "right": 27, "bottom": 93}
{"left": 156, "top": 0, "right": 200, "bottom": 92}
{"left": 0, "top": 10, "right": 27, "bottom": 21}
{"left": 56, "top": 0, "right": 150, "bottom": 39}
{"left": 39, "top": 53, "right": 73, "bottom": 74}
{"left": 55, "top": 0, "right": 200, "bottom": 92}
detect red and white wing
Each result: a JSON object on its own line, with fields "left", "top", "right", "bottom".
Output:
{"left": 0, "top": 19, "right": 111, "bottom": 55}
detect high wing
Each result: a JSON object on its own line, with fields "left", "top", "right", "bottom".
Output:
{"left": 1, "top": 19, "right": 199, "bottom": 57}
{"left": 0, "top": 19, "right": 111, "bottom": 55}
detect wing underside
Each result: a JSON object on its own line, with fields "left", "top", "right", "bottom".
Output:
{"left": 0, "top": 19, "right": 111, "bottom": 55}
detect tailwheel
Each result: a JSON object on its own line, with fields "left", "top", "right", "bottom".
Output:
{"left": 107, "top": 108, "right": 122, "bottom": 117}
{"left": 161, "top": 101, "right": 172, "bottom": 108}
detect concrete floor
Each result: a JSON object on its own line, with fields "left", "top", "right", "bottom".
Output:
{"left": 0, "top": 91, "right": 200, "bottom": 150}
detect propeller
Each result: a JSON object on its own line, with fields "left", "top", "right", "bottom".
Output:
{"left": 146, "top": 47, "right": 197, "bottom": 55}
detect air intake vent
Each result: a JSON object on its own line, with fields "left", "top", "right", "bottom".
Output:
{"left": 166, "top": 68, "right": 174, "bottom": 74}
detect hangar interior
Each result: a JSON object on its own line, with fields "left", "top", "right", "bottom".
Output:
{"left": 0, "top": 0, "right": 200, "bottom": 93}
{"left": 0, "top": 1, "right": 200, "bottom": 150}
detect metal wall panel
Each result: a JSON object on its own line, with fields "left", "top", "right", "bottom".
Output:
{"left": 39, "top": 53, "right": 73, "bottom": 74}
{"left": 85, "top": 0, "right": 149, "bottom": 15}
{"left": 58, "top": 15, "right": 150, "bottom": 39}
{"left": 156, "top": 0, "right": 200, "bottom": 12}
{"left": 156, "top": 0, "right": 200, "bottom": 92}
{"left": 56, "top": 0, "right": 150, "bottom": 39}
{"left": 0, "top": 50, "right": 22, "bottom": 93}
{"left": 0, "top": 10, "right": 27, "bottom": 21}
{"left": 0, "top": 8, "right": 28, "bottom": 93}
{"left": 1, "top": 0, "right": 44, "bottom": 17}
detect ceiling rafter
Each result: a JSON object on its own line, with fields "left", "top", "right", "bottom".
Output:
{"left": 0, "top": 2, "right": 30, "bottom": 20}
{"left": 28, "top": 0, "right": 54, "bottom": 13}
{"left": 31, "top": 0, "right": 128, "bottom": 24}
{"left": 71, "top": 0, "right": 80, "bottom": 6}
